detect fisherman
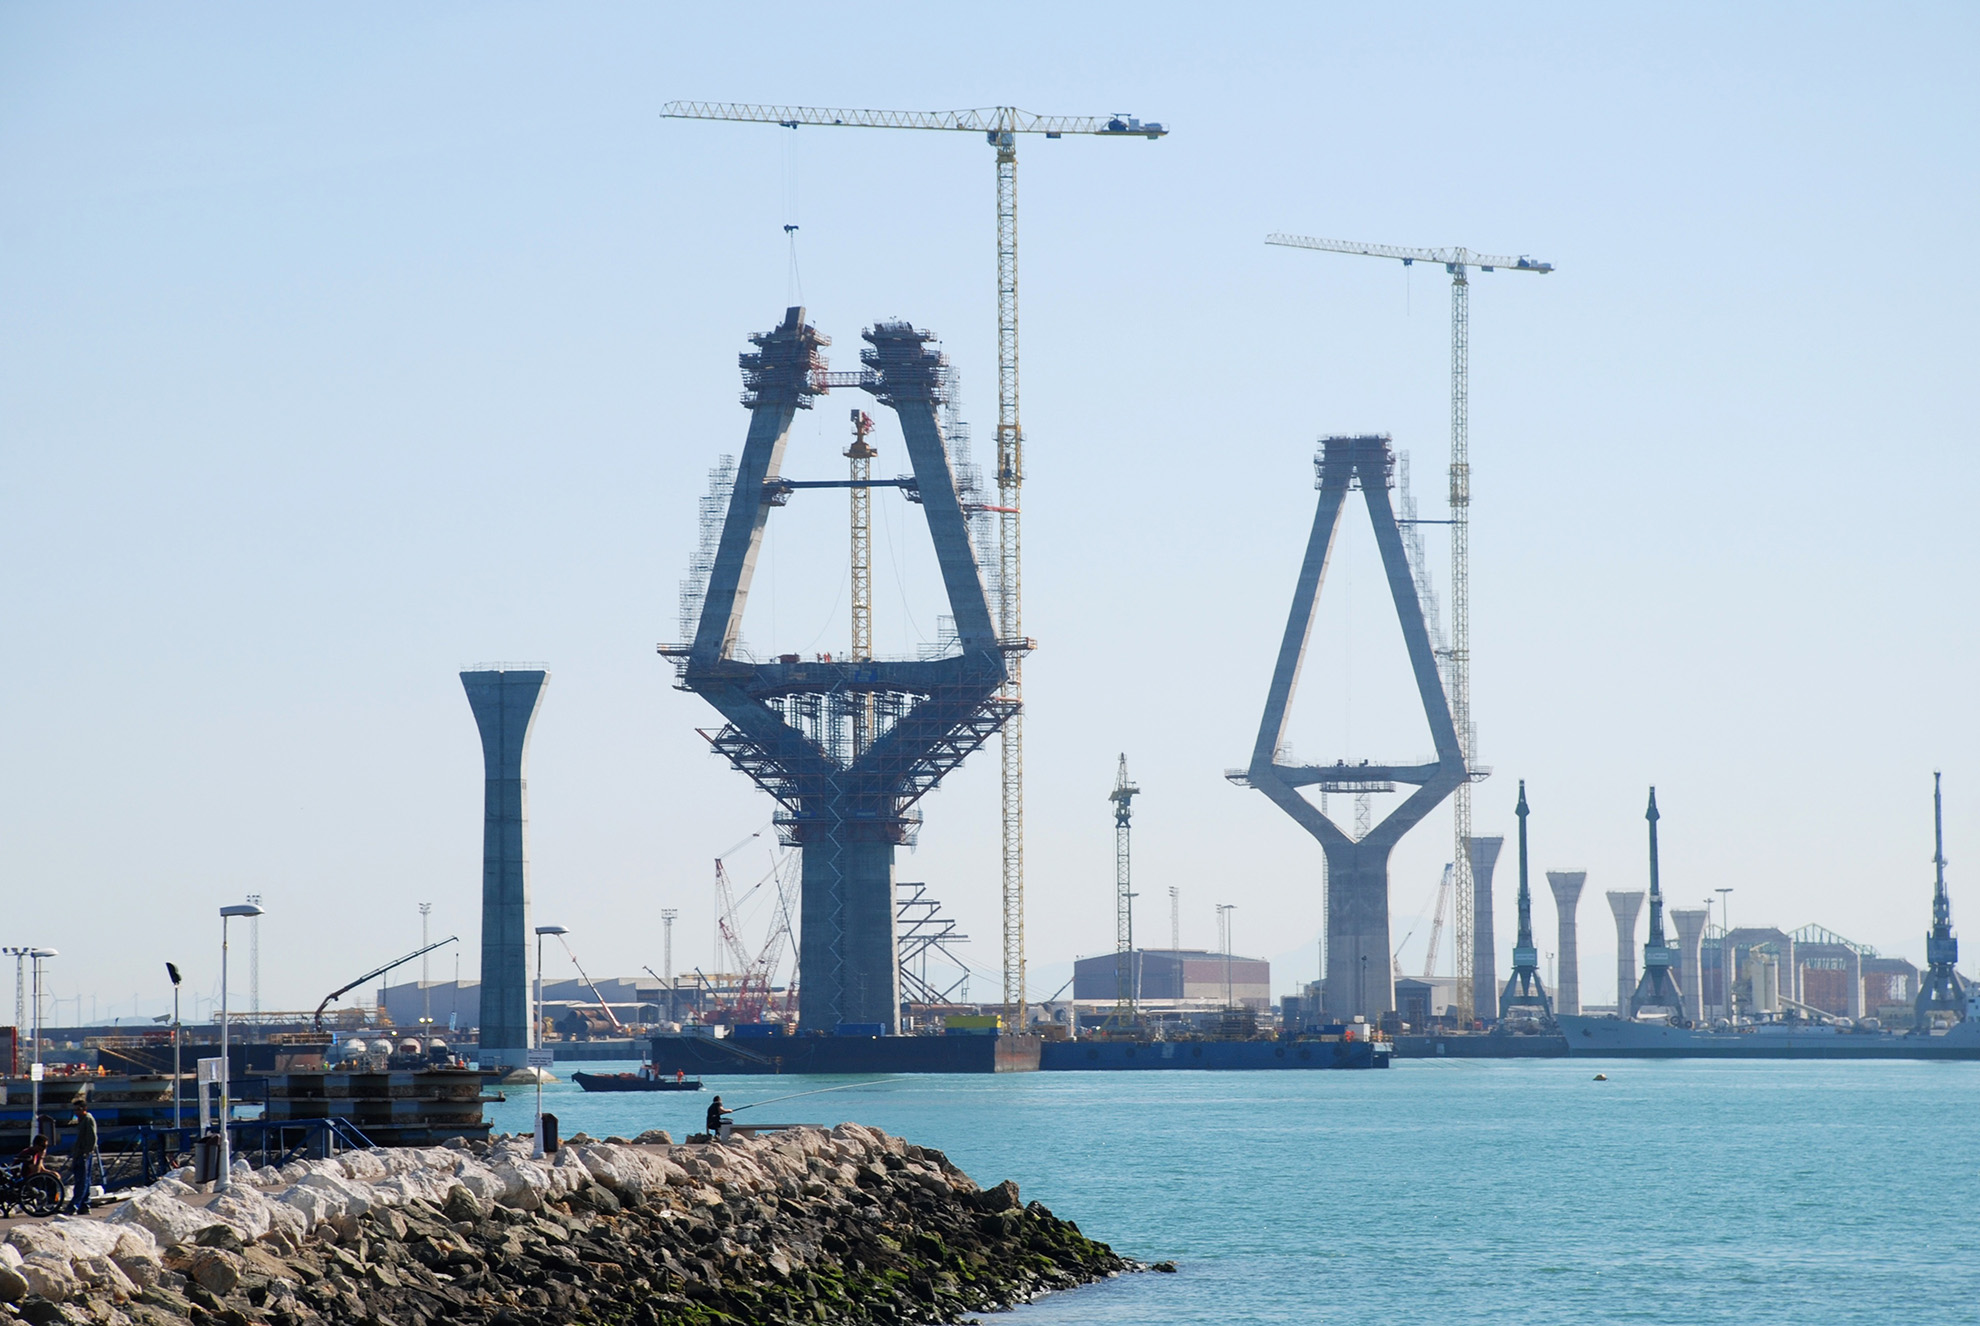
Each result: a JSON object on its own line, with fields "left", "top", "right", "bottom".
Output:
{"left": 706, "top": 1095, "right": 732, "bottom": 1140}
{"left": 68, "top": 1103, "right": 100, "bottom": 1214}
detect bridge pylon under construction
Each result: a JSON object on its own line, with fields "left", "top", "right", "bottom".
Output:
{"left": 1230, "top": 434, "right": 1467, "bottom": 1021}
{"left": 669, "top": 308, "right": 1012, "bottom": 1035}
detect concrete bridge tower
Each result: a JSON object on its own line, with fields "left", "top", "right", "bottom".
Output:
{"left": 675, "top": 310, "right": 1011, "bottom": 1035}
{"left": 1468, "top": 836, "right": 1504, "bottom": 1023}
{"left": 461, "top": 667, "right": 548, "bottom": 1070}
{"left": 1231, "top": 434, "right": 1467, "bottom": 1021}
{"left": 1607, "top": 890, "right": 1645, "bottom": 1012}
{"left": 1546, "top": 870, "right": 1586, "bottom": 1016}
{"left": 1670, "top": 907, "right": 1711, "bottom": 1023}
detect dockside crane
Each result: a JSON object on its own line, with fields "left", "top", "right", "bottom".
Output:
{"left": 664, "top": 101, "right": 1168, "bottom": 1028}
{"left": 1267, "top": 232, "right": 1554, "bottom": 1024}
{"left": 312, "top": 936, "right": 458, "bottom": 1032}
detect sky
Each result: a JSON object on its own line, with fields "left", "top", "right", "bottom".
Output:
{"left": 2, "top": 3, "right": 1976, "bottom": 1024}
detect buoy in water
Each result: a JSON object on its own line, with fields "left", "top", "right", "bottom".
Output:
{"left": 1593, "top": 1073, "right": 1608, "bottom": 1081}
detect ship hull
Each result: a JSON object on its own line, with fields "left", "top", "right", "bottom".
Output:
{"left": 1558, "top": 1014, "right": 1980, "bottom": 1059}
{"left": 1038, "top": 1038, "right": 1388, "bottom": 1070}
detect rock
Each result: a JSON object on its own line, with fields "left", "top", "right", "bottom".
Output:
{"left": 193, "top": 1225, "right": 245, "bottom": 1253}
{"left": 979, "top": 1179, "right": 1022, "bottom": 1212}
{"left": 186, "top": 1249, "right": 243, "bottom": 1296}
{"left": 442, "top": 1184, "right": 484, "bottom": 1223}
{"left": 0, "top": 1264, "right": 28, "bottom": 1303}
{"left": 632, "top": 1129, "right": 673, "bottom": 1146}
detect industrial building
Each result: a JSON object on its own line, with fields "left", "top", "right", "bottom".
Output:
{"left": 1072, "top": 950, "right": 1270, "bottom": 1011}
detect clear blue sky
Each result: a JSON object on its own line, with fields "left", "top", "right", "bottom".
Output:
{"left": 3, "top": 3, "right": 1975, "bottom": 1020}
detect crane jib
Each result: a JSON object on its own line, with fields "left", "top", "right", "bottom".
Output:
{"left": 661, "top": 101, "right": 1167, "bottom": 139}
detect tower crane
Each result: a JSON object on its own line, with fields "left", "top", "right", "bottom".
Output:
{"left": 664, "top": 101, "right": 1169, "bottom": 1028}
{"left": 1108, "top": 754, "right": 1141, "bottom": 1029}
{"left": 1266, "top": 232, "right": 1553, "bottom": 1024}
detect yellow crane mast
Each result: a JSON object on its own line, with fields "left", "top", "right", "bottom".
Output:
{"left": 664, "top": 102, "right": 1168, "bottom": 1027}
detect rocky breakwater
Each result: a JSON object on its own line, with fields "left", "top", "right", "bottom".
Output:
{"left": 0, "top": 1123, "right": 1159, "bottom": 1325}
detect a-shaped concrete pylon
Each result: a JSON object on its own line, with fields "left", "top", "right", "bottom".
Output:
{"left": 679, "top": 309, "right": 1010, "bottom": 1035}
{"left": 1230, "top": 435, "right": 1467, "bottom": 1020}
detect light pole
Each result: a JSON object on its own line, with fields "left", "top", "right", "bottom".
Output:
{"left": 1216, "top": 905, "right": 1235, "bottom": 1009}
{"left": 1715, "top": 888, "right": 1734, "bottom": 1024}
{"left": 28, "top": 949, "right": 55, "bottom": 1130}
{"left": 532, "top": 924, "right": 566, "bottom": 1159}
{"left": 217, "top": 903, "right": 263, "bottom": 1192}
{"left": 419, "top": 903, "right": 434, "bottom": 1042}
{"left": 166, "top": 962, "right": 183, "bottom": 1132}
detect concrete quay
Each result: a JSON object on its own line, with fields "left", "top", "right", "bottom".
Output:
{"left": 0, "top": 1124, "right": 1144, "bottom": 1324}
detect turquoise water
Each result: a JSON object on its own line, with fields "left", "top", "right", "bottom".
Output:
{"left": 490, "top": 1059, "right": 1979, "bottom": 1323}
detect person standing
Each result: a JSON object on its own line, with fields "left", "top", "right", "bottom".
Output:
{"left": 68, "top": 1103, "right": 100, "bottom": 1213}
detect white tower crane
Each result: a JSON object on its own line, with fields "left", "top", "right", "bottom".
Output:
{"left": 1266, "top": 233, "right": 1553, "bottom": 1024}
{"left": 665, "top": 102, "right": 1168, "bottom": 1028}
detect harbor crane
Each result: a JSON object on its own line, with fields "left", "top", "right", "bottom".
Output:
{"left": 664, "top": 101, "right": 1168, "bottom": 1028}
{"left": 312, "top": 936, "right": 458, "bottom": 1032}
{"left": 1267, "top": 232, "right": 1553, "bottom": 1024}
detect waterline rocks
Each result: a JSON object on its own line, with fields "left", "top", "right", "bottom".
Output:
{"left": 0, "top": 1123, "right": 1139, "bottom": 1324}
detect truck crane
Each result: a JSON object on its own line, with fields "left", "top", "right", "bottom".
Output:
{"left": 1267, "top": 231, "right": 1553, "bottom": 1024}
{"left": 312, "top": 936, "right": 458, "bottom": 1031}
{"left": 663, "top": 101, "right": 1167, "bottom": 1028}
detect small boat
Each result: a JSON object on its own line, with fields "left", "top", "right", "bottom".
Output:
{"left": 573, "top": 1070, "right": 703, "bottom": 1093}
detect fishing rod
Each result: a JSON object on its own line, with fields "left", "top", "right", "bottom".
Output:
{"left": 729, "top": 1078, "right": 900, "bottom": 1113}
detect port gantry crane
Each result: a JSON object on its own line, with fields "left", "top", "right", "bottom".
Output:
{"left": 1266, "top": 233, "right": 1553, "bottom": 1025}
{"left": 664, "top": 102, "right": 1168, "bottom": 1028}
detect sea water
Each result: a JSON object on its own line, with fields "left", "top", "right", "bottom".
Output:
{"left": 487, "top": 1058, "right": 1979, "bottom": 1323}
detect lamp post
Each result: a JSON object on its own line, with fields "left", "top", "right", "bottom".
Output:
{"left": 166, "top": 962, "right": 183, "bottom": 1132}
{"left": 1714, "top": 888, "right": 1734, "bottom": 1024}
{"left": 27, "top": 949, "right": 55, "bottom": 1130}
{"left": 217, "top": 903, "right": 263, "bottom": 1192}
{"left": 532, "top": 925, "right": 567, "bottom": 1159}
{"left": 1216, "top": 905, "right": 1235, "bottom": 1009}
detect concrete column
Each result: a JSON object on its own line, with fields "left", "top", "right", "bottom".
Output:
{"left": 799, "top": 835, "right": 900, "bottom": 1033}
{"left": 461, "top": 668, "right": 549, "bottom": 1070}
{"left": 1669, "top": 907, "right": 1710, "bottom": 1024}
{"left": 1467, "top": 836, "right": 1504, "bottom": 1022}
{"left": 1607, "top": 891, "right": 1645, "bottom": 1013}
{"left": 1545, "top": 871, "right": 1587, "bottom": 1016}
{"left": 1320, "top": 838, "right": 1396, "bottom": 1021}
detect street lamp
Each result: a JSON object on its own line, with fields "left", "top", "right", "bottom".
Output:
{"left": 217, "top": 903, "right": 263, "bottom": 1192}
{"left": 1714, "top": 888, "right": 1734, "bottom": 1024}
{"left": 166, "top": 963, "right": 183, "bottom": 1132}
{"left": 27, "top": 949, "right": 56, "bottom": 1131}
{"left": 1216, "top": 905, "right": 1236, "bottom": 1010}
{"left": 532, "top": 925, "right": 567, "bottom": 1159}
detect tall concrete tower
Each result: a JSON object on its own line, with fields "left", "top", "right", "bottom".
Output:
{"left": 1546, "top": 870, "right": 1586, "bottom": 1016}
{"left": 1467, "top": 836, "right": 1504, "bottom": 1023}
{"left": 1607, "top": 890, "right": 1644, "bottom": 1012}
{"left": 1669, "top": 907, "right": 1711, "bottom": 1023}
{"left": 1232, "top": 434, "right": 1467, "bottom": 1021}
{"left": 461, "top": 667, "right": 548, "bottom": 1070}
{"left": 674, "top": 310, "right": 1010, "bottom": 1035}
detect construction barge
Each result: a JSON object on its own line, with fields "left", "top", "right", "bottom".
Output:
{"left": 649, "top": 1025, "right": 1390, "bottom": 1074}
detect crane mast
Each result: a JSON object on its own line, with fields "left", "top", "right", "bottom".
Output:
{"left": 1109, "top": 754, "right": 1140, "bottom": 1028}
{"left": 663, "top": 101, "right": 1167, "bottom": 1030}
{"left": 1265, "top": 232, "right": 1552, "bottom": 1025}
